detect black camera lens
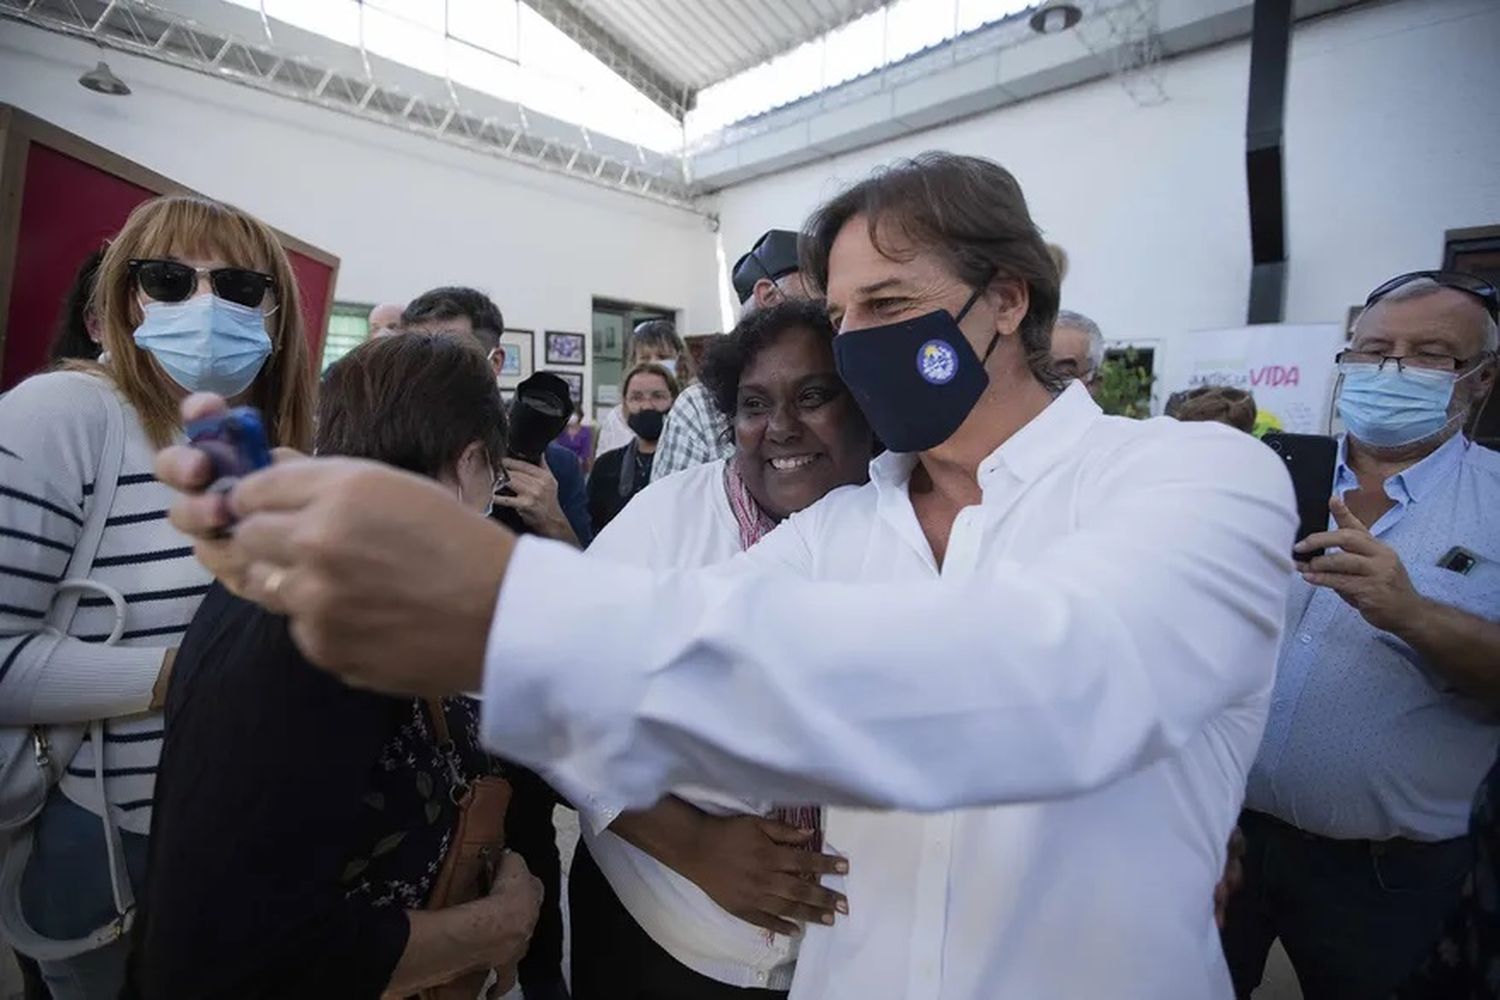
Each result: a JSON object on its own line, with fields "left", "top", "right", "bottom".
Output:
{"left": 506, "top": 371, "right": 573, "bottom": 467}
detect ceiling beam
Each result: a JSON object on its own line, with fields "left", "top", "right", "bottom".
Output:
{"left": 0, "top": 0, "right": 699, "bottom": 210}
{"left": 520, "top": 0, "right": 695, "bottom": 120}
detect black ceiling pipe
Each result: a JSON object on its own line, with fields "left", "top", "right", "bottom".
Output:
{"left": 1245, "top": 0, "right": 1292, "bottom": 324}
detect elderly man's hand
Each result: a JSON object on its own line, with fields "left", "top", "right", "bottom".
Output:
{"left": 156, "top": 394, "right": 513, "bottom": 696}
{"left": 1296, "top": 496, "right": 1427, "bottom": 634}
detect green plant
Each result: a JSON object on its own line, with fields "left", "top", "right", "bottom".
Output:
{"left": 1093, "top": 349, "right": 1156, "bottom": 419}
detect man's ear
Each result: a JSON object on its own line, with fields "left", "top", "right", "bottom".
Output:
{"left": 752, "top": 278, "right": 782, "bottom": 310}
{"left": 986, "top": 277, "right": 1030, "bottom": 338}
{"left": 459, "top": 440, "right": 490, "bottom": 476}
{"left": 488, "top": 347, "right": 506, "bottom": 377}
{"left": 1474, "top": 358, "right": 1498, "bottom": 408}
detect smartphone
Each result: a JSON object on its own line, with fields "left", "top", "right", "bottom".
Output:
{"left": 1261, "top": 432, "right": 1337, "bottom": 559}
{"left": 186, "top": 406, "right": 272, "bottom": 491}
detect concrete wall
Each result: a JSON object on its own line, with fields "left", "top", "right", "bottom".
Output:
{"left": 4, "top": 0, "right": 1497, "bottom": 382}
{"left": 706, "top": 0, "right": 1500, "bottom": 348}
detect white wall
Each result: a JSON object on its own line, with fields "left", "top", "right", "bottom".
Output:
{"left": 707, "top": 0, "right": 1500, "bottom": 349}
{"left": 0, "top": 23, "right": 722, "bottom": 405}
{"left": 5, "top": 0, "right": 1497, "bottom": 385}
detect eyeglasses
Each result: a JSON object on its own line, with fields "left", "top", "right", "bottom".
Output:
{"left": 1365, "top": 270, "right": 1499, "bottom": 323}
{"left": 128, "top": 258, "right": 276, "bottom": 310}
{"left": 1052, "top": 360, "right": 1096, "bottom": 382}
{"left": 1335, "top": 349, "right": 1489, "bottom": 374}
{"left": 626, "top": 390, "right": 674, "bottom": 406}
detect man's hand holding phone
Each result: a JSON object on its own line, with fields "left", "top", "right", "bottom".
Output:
{"left": 1296, "top": 496, "right": 1424, "bottom": 633}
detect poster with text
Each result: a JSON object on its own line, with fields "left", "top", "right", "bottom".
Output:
{"left": 1156, "top": 324, "right": 1346, "bottom": 435}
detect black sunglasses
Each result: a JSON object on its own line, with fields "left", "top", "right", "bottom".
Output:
{"left": 1365, "top": 270, "right": 1499, "bottom": 323}
{"left": 128, "top": 258, "right": 275, "bottom": 310}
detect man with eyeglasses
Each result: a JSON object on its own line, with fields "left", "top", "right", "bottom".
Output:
{"left": 1223, "top": 270, "right": 1500, "bottom": 998}
{"left": 1048, "top": 309, "right": 1105, "bottom": 397}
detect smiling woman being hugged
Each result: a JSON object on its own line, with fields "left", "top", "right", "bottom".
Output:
{"left": 567, "top": 298, "right": 874, "bottom": 1000}
{"left": 0, "top": 194, "right": 312, "bottom": 998}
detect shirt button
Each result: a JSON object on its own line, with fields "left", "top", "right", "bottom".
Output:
{"left": 1299, "top": 633, "right": 1312, "bottom": 644}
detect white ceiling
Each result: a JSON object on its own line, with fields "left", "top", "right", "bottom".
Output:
{"left": 568, "top": 0, "right": 894, "bottom": 95}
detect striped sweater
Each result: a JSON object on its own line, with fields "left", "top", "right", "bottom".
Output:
{"left": 0, "top": 371, "right": 210, "bottom": 834}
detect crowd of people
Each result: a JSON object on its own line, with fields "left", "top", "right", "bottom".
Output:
{"left": 0, "top": 149, "right": 1496, "bottom": 1000}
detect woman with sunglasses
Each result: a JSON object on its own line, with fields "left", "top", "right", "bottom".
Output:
{"left": 0, "top": 194, "right": 313, "bottom": 998}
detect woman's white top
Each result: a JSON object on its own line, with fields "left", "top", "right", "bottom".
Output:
{"left": 581, "top": 458, "right": 799, "bottom": 991}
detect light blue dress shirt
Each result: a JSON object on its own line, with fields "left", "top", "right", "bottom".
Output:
{"left": 1246, "top": 433, "right": 1500, "bottom": 841}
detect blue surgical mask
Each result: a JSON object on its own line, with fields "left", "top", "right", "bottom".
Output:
{"left": 133, "top": 295, "right": 273, "bottom": 397}
{"left": 1336, "top": 363, "right": 1465, "bottom": 448}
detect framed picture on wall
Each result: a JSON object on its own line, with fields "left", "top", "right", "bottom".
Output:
{"left": 594, "top": 313, "right": 625, "bottom": 360}
{"left": 498, "top": 329, "right": 533, "bottom": 389}
{"left": 595, "top": 382, "right": 620, "bottom": 407}
{"left": 551, "top": 369, "right": 584, "bottom": 406}
{"left": 545, "top": 330, "right": 587, "bottom": 366}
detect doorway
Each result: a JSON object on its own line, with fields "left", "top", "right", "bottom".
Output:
{"left": 591, "top": 297, "right": 675, "bottom": 424}
{"left": 1444, "top": 225, "right": 1500, "bottom": 449}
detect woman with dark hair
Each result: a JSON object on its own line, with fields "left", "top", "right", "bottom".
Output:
{"left": 134, "top": 334, "right": 542, "bottom": 998}
{"left": 586, "top": 362, "right": 680, "bottom": 533}
{"left": 569, "top": 299, "right": 872, "bottom": 1000}
{"left": 49, "top": 248, "right": 105, "bottom": 363}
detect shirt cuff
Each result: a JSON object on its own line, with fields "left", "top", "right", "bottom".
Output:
{"left": 480, "top": 536, "right": 657, "bottom": 809}
{"left": 23, "top": 639, "right": 168, "bottom": 724}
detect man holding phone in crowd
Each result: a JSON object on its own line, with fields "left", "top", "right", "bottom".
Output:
{"left": 1223, "top": 271, "right": 1500, "bottom": 998}
{"left": 158, "top": 153, "right": 1297, "bottom": 998}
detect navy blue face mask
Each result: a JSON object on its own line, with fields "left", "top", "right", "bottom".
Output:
{"left": 833, "top": 285, "right": 999, "bottom": 453}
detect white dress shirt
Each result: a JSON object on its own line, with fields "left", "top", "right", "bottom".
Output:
{"left": 484, "top": 384, "right": 1297, "bottom": 999}
{"left": 579, "top": 459, "right": 802, "bottom": 990}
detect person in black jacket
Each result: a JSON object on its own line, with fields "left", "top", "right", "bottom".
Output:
{"left": 587, "top": 362, "right": 679, "bottom": 533}
{"left": 134, "top": 334, "right": 545, "bottom": 998}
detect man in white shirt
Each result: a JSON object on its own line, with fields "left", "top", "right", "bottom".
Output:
{"left": 158, "top": 152, "right": 1297, "bottom": 998}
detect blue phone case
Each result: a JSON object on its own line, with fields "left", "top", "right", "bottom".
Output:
{"left": 186, "top": 407, "right": 272, "bottom": 488}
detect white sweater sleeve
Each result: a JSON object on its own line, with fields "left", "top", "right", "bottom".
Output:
{"left": 0, "top": 373, "right": 166, "bottom": 724}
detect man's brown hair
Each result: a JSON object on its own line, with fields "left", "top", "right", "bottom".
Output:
{"left": 800, "top": 152, "right": 1062, "bottom": 390}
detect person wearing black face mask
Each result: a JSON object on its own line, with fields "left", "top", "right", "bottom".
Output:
{"left": 586, "top": 362, "right": 679, "bottom": 533}
{"left": 152, "top": 153, "right": 1299, "bottom": 999}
